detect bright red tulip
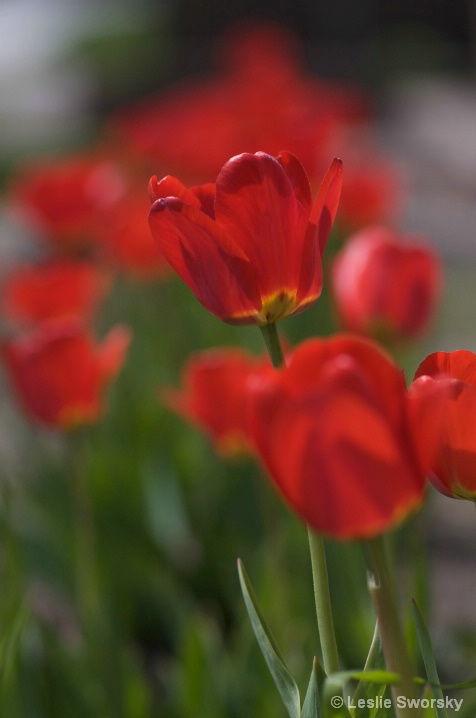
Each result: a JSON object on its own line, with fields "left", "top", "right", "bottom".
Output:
{"left": 2, "top": 318, "right": 131, "bottom": 429}
{"left": 332, "top": 226, "right": 442, "bottom": 342}
{"left": 149, "top": 151, "right": 342, "bottom": 325}
{"left": 163, "top": 348, "right": 268, "bottom": 456}
{"left": 1, "top": 259, "right": 110, "bottom": 327}
{"left": 415, "top": 351, "right": 476, "bottom": 500}
{"left": 248, "top": 336, "right": 452, "bottom": 538}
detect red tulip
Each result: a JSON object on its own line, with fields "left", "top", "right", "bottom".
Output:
{"left": 2, "top": 318, "right": 131, "bottom": 429}
{"left": 10, "top": 154, "right": 127, "bottom": 251}
{"left": 112, "top": 23, "right": 367, "bottom": 183}
{"left": 415, "top": 351, "right": 476, "bottom": 500}
{"left": 1, "top": 259, "right": 110, "bottom": 327}
{"left": 163, "top": 348, "right": 268, "bottom": 456}
{"left": 247, "top": 336, "right": 452, "bottom": 538}
{"left": 149, "top": 151, "right": 342, "bottom": 325}
{"left": 96, "top": 192, "right": 169, "bottom": 279}
{"left": 331, "top": 226, "right": 442, "bottom": 342}
{"left": 338, "top": 160, "right": 401, "bottom": 230}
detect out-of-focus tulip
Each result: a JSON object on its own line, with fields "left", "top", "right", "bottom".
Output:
{"left": 9, "top": 154, "right": 127, "bottom": 251}
{"left": 96, "top": 193, "right": 169, "bottom": 279}
{"left": 111, "top": 22, "right": 368, "bottom": 183}
{"left": 163, "top": 348, "right": 268, "bottom": 456}
{"left": 415, "top": 350, "right": 476, "bottom": 500}
{"left": 248, "top": 335, "right": 452, "bottom": 538}
{"left": 2, "top": 318, "right": 131, "bottom": 429}
{"left": 1, "top": 259, "right": 110, "bottom": 327}
{"left": 149, "top": 151, "right": 342, "bottom": 325}
{"left": 331, "top": 226, "right": 442, "bottom": 343}
{"left": 338, "top": 160, "right": 401, "bottom": 230}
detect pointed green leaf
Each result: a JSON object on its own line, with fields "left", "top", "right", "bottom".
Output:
{"left": 302, "top": 657, "right": 326, "bottom": 718}
{"left": 237, "top": 559, "right": 300, "bottom": 718}
{"left": 412, "top": 600, "right": 448, "bottom": 718}
{"left": 351, "top": 623, "right": 388, "bottom": 717}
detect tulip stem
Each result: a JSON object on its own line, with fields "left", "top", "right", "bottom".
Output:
{"left": 308, "top": 528, "right": 340, "bottom": 676}
{"left": 259, "top": 323, "right": 286, "bottom": 368}
{"left": 365, "top": 535, "right": 418, "bottom": 718}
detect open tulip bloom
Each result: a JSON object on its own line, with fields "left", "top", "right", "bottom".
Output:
{"left": 149, "top": 151, "right": 342, "bottom": 326}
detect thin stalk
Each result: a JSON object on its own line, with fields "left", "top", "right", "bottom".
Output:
{"left": 259, "top": 323, "right": 286, "bottom": 368}
{"left": 366, "top": 535, "right": 419, "bottom": 718}
{"left": 308, "top": 528, "right": 340, "bottom": 675}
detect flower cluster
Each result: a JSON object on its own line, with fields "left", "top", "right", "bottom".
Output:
{"left": 2, "top": 20, "right": 474, "bottom": 717}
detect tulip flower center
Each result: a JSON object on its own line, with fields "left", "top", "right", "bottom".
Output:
{"left": 258, "top": 290, "right": 298, "bottom": 324}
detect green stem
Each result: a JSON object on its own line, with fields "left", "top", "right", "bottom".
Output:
{"left": 308, "top": 528, "right": 340, "bottom": 675}
{"left": 259, "top": 323, "right": 286, "bottom": 368}
{"left": 365, "top": 535, "right": 419, "bottom": 718}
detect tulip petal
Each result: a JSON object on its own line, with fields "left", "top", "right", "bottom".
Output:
{"left": 416, "top": 350, "right": 476, "bottom": 387}
{"left": 413, "top": 356, "right": 476, "bottom": 499}
{"left": 277, "top": 150, "right": 313, "bottom": 213}
{"left": 407, "top": 375, "right": 461, "bottom": 476}
{"left": 97, "top": 325, "right": 132, "bottom": 381}
{"left": 310, "top": 157, "right": 343, "bottom": 255}
{"left": 148, "top": 175, "right": 203, "bottom": 206}
{"left": 149, "top": 197, "right": 262, "bottom": 322}
{"left": 297, "top": 157, "right": 342, "bottom": 303}
{"left": 251, "top": 361, "right": 423, "bottom": 538}
{"left": 214, "top": 152, "right": 309, "bottom": 298}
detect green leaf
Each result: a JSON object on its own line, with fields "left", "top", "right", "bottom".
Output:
{"left": 302, "top": 657, "right": 326, "bottom": 718}
{"left": 351, "top": 622, "right": 387, "bottom": 716}
{"left": 439, "top": 678, "right": 476, "bottom": 691}
{"left": 237, "top": 559, "right": 300, "bottom": 718}
{"left": 412, "top": 600, "right": 448, "bottom": 718}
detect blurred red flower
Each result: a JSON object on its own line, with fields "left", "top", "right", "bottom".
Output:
{"left": 2, "top": 318, "right": 131, "bottom": 429}
{"left": 248, "top": 336, "right": 451, "bottom": 538}
{"left": 149, "top": 151, "right": 342, "bottom": 325}
{"left": 338, "top": 159, "right": 401, "bottom": 230}
{"left": 415, "top": 351, "right": 476, "bottom": 500}
{"left": 9, "top": 154, "right": 127, "bottom": 251}
{"left": 96, "top": 192, "right": 169, "bottom": 279}
{"left": 111, "top": 22, "right": 368, "bottom": 183}
{"left": 1, "top": 259, "right": 110, "bottom": 327}
{"left": 331, "top": 226, "right": 442, "bottom": 342}
{"left": 163, "top": 347, "right": 268, "bottom": 456}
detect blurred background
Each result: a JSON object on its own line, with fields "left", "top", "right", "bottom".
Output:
{"left": 0, "top": 0, "right": 475, "bottom": 716}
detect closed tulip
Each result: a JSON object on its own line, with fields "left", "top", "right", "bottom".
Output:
{"left": 415, "top": 350, "right": 476, "bottom": 500}
{"left": 332, "top": 226, "right": 441, "bottom": 342}
{"left": 247, "top": 335, "right": 452, "bottom": 538}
